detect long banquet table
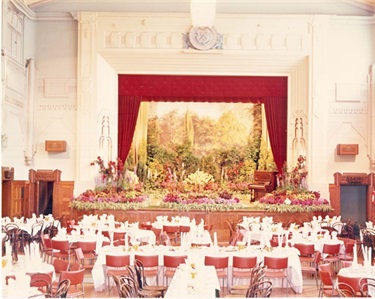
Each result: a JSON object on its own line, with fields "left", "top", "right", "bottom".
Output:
{"left": 92, "top": 244, "right": 303, "bottom": 293}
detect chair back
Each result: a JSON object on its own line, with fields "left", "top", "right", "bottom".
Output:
{"left": 179, "top": 225, "right": 191, "bottom": 233}
{"left": 263, "top": 256, "right": 288, "bottom": 270}
{"left": 60, "top": 268, "right": 85, "bottom": 286}
{"left": 359, "top": 277, "right": 375, "bottom": 297}
{"left": 294, "top": 243, "right": 315, "bottom": 256}
{"left": 233, "top": 256, "right": 257, "bottom": 269}
{"left": 76, "top": 241, "right": 96, "bottom": 252}
{"left": 322, "top": 243, "right": 340, "bottom": 255}
{"left": 319, "top": 270, "right": 334, "bottom": 287}
{"left": 28, "top": 272, "right": 52, "bottom": 292}
{"left": 134, "top": 254, "right": 159, "bottom": 268}
{"left": 113, "top": 232, "right": 125, "bottom": 241}
{"left": 319, "top": 263, "right": 333, "bottom": 276}
{"left": 105, "top": 254, "right": 130, "bottom": 268}
{"left": 51, "top": 239, "right": 70, "bottom": 251}
{"left": 53, "top": 259, "right": 70, "bottom": 274}
{"left": 204, "top": 256, "right": 229, "bottom": 269}
{"left": 337, "top": 274, "right": 362, "bottom": 294}
{"left": 163, "top": 255, "right": 187, "bottom": 268}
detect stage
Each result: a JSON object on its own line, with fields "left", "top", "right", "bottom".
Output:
{"left": 70, "top": 208, "right": 334, "bottom": 243}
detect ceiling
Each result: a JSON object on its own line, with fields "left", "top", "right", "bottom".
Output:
{"left": 17, "top": 0, "right": 375, "bottom": 18}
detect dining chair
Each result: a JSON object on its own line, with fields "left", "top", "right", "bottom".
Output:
{"left": 263, "top": 256, "right": 291, "bottom": 296}
{"left": 245, "top": 280, "right": 273, "bottom": 298}
{"left": 124, "top": 268, "right": 163, "bottom": 298}
{"left": 105, "top": 254, "right": 130, "bottom": 293}
{"left": 359, "top": 277, "right": 375, "bottom": 297}
{"left": 110, "top": 274, "right": 137, "bottom": 298}
{"left": 321, "top": 243, "right": 341, "bottom": 273}
{"left": 337, "top": 274, "right": 362, "bottom": 296}
{"left": 293, "top": 243, "right": 315, "bottom": 265}
{"left": 301, "top": 250, "right": 321, "bottom": 288}
{"left": 163, "top": 254, "right": 188, "bottom": 285}
{"left": 318, "top": 263, "right": 339, "bottom": 297}
{"left": 58, "top": 267, "right": 85, "bottom": 298}
{"left": 40, "top": 234, "right": 53, "bottom": 263}
{"left": 51, "top": 239, "right": 75, "bottom": 262}
{"left": 113, "top": 231, "right": 125, "bottom": 241}
{"left": 133, "top": 259, "right": 167, "bottom": 296}
{"left": 337, "top": 282, "right": 356, "bottom": 297}
{"left": 232, "top": 261, "right": 267, "bottom": 295}
{"left": 28, "top": 272, "right": 53, "bottom": 293}
{"left": 204, "top": 255, "right": 229, "bottom": 291}
{"left": 134, "top": 254, "right": 160, "bottom": 285}
{"left": 231, "top": 255, "right": 257, "bottom": 287}
{"left": 338, "top": 238, "right": 355, "bottom": 265}
{"left": 75, "top": 241, "right": 97, "bottom": 269}
{"left": 162, "top": 225, "right": 179, "bottom": 245}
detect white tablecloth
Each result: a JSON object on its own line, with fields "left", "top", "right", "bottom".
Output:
{"left": 165, "top": 265, "right": 220, "bottom": 298}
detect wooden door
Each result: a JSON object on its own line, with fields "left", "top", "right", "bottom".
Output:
{"left": 53, "top": 181, "right": 74, "bottom": 220}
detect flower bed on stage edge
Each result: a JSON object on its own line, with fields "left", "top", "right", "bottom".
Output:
{"left": 70, "top": 188, "right": 149, "bottom": 211}
{"left": 253, "top": 189, "right": 332, "bottom": 213}
{"left": 160, "top": 193, "right": 244, "bottom": 212}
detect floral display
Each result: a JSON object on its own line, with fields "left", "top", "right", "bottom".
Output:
{"left": 255, "top": 156, "right": 332, "bottom": 213}
{"left": 160, "top": 170, "right": 244, "bottom": 211}
{"left": 70, "top": 157, "right": 148, "bottom": 211}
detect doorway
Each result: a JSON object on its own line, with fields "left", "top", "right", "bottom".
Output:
{"left": 340, "top": 185, "right": 367, "bottom": 226}
{"left": 38, "top": 181, "right": 54, "bottom": 215}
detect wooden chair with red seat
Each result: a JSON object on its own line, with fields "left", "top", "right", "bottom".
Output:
{"left": 337, "top": 274, "right": 362, "bottom": 297}
{"left": 230, "top": 255, "right": 257, "bottom": 294}
{"left": 134, "top": 254, "right": 161, "bottom": 285}
{"left": 75, "top": 241, "right": 97, "bottom": 269}
{"left": 301, "top": 250, "right": 321, "bottom": 288}
{"left": 51, "top": 239, "right": 75, "bottom": 262}
{"left": 133, "top": 259, "right": 167, "bottom": 296}
{"left": 318, "top": 263, "right": 339, "bottom": 297}
{"left": 263, "top": 256, "right": 292, "bottom": 296}
{"left": 163, "top": 254, "right": 187, "bottom": 285}
{"left": 293, "top": 243, "right": 315, "bottom": 265}
{"left": 204, "top": 255, "right": 229, "bottom": 291}
{"left": 27, "top": 272, "right": 53, "bottom": 293}
{"left": 105, "top": 254, "right": 130, "bottom": 293}
{"left": 58, "top": 267, "right": 86, "bottom": 298}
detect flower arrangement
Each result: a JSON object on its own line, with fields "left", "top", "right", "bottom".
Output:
{"left": 254, "top": 156, "right": 332, "bottom": 213}
{"left": 160, "top": 170, "right": 244, "bottom": 211}
{"left": 70, "top": 156, "right": 148, "bottom": 211}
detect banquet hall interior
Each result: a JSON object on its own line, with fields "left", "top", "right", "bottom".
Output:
{"left": 2, "top": 0, "right": 375, "bottom": 298}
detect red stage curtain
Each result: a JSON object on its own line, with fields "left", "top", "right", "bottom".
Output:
{"left": 118, "top": 75, "right": 287, "bottom": 172}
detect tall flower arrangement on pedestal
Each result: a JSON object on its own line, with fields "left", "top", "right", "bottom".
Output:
{"left": 70, "top": 157, "right": 149, "bottom": 211}
{"left": 255, "top": 155, "right": 332, "bottom": 213}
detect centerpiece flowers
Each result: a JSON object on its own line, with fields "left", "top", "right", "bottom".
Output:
{"left": 70, "top": 156, "right": 149, "bottom": 211}
{"left": 160, "top": 170, "right": 244, "bottom": 212}
{"left": 254, "top": 156, "right": 333, "bottom": 213}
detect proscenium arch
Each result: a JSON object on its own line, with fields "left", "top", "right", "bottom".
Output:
{"left": 117, "top": 74, "right": 288, "bottom": 172}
